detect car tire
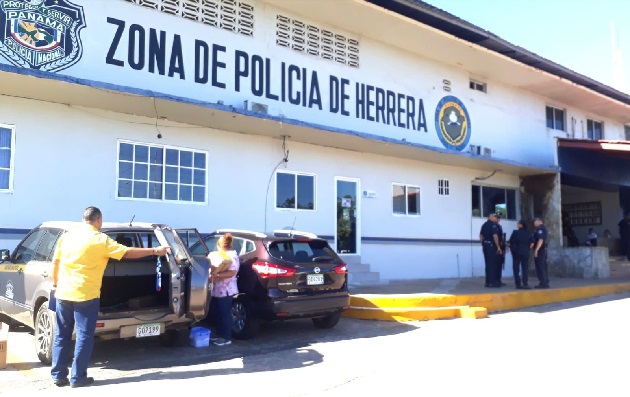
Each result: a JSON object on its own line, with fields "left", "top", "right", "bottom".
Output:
{"left": 158, "top": 329, "right": 182, "bottom": 347}
{"left": 34, "top": 301, "right": 55, "bottom": 365}
{"left": 312, "top": 311, "right": 341, "bottom": 329}
{"left": 231, "top": 299, "right": 259, "bottom": 340}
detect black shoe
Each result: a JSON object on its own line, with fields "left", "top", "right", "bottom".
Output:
{"left": 500, "top": 282, "right": 506, "bottom": 286}
{"left": 515, "top": 285, "right": 523, "bottom": 289}
{"left": 54, "top": 379, "right": 69, "bottom": 387}
{"left": 486, "top": 284, "right": 501, "bottom": 288}
{"left": 522, "top": 285, "right": 532, "bottom": 289}
{"left": 71, "top": 377, "right": 94, "bottom": 388}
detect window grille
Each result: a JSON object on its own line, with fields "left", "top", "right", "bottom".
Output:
{"left": 276, "top": 14, "right": 359, "bottom": 68}
{"left": 122, "top": 0, "right": 254, "bottom": 36}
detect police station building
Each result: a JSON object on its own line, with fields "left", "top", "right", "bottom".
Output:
{"left": 2, "top": 0, "right": 630, "bottom": 283}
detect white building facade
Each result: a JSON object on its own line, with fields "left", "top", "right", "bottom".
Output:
{"left": 1, "top": 0, "right": 630, "bottom": 283}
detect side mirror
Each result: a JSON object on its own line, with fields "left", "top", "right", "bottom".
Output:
{"left": 0, "top": 249, "right": 10, "bottom": 263}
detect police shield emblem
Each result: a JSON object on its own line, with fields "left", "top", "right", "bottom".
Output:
{"left": 0, "top": 0, "right": 86, "bottom": 72}
{"left": 435, "top": 95, "right": 472, "bottom": 151}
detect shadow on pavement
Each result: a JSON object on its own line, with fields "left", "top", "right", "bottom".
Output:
{"left": 88, "top": 316, "right": 417, "bottom": 386}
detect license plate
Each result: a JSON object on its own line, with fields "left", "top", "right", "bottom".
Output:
{"left": 136, "top": 323, "right": 161, "bottom": 338}
{"left": 307, "top": 274, "right": 324, "bottom": 285}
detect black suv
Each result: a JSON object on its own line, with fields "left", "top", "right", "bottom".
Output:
{"left": 193, "top": 229, "right": 350, "bottom": 339}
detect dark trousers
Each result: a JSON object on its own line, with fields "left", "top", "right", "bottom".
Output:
{"left": 624, "top": 237, "right": 630, "bottom": 260}
{"left": 534, "top": 247, "right": 549, "bottom": 287}
{"left": 210, "top": 295, "right": 234, "bottom": 340}
{"left": 483, "top": 244, "right": 498, "bottom": 286}
{"left": 51, "top": 298, "right": 99, "bottom": 386}
{"left": 495, "top": 252, "right": 504, "bottom": 283}
{"left": 512, "top": 253, "right": 529, "bottom": 287}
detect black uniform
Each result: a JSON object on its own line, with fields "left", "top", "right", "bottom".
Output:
{"left": 533, "top": 224, "right": 549, "bottom": 288}
{"left": 618, "top": 216, "right": 630, "bottom": 259}
{"left": 495, "top": 222, "right": 505, "bottom": 285}
{"left": 479, "top": 220, "right": 500, "bottom": 287}
{"left": 509, "top": 228, "right": 532, "bottom": 288}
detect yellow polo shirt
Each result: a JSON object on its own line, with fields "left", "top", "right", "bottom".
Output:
{"left": 53, "top": 224, "right": 129, "bottom": 302}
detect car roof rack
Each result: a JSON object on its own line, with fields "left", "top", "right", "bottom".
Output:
{"left": 272, "top": 229, "right": 319, "bottom": 239}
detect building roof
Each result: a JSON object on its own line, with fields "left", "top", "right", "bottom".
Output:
{"left": 367, "top": 0, "right": 630, "bottom": 107}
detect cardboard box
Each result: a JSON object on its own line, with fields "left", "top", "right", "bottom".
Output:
{"left": 208, "top": 251, "right": 232, "bottom": 274}
{"left": 0, "top": 322, "right": 8, "bottom": 370}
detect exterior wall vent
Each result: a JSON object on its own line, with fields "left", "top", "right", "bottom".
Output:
{"left": 276, "top": 14, "right": 360, "bottom": 68}
{"left": 122, "top": 0, "right": 255, "bottom": 37}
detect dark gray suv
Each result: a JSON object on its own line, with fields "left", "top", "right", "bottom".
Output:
{"left": 0, "top": 221, "right": 211, "bottom": 364}
{"left": 194, "top": 229, "right": 350, "bottom": 339}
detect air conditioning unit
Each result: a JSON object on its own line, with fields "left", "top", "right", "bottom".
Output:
{"left": 483, "top": 147, "right": 492, "bottom": 157}
{"left": 244, "top": 100, "right": 269, "bottom": 114}
{"left": 469, "top": 144, "right": 481, "bottom": 155}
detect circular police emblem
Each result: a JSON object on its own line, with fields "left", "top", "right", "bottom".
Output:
{"left": 434, "top": 95, "right": 471, "bottom": 151}
{"left": 0, "top": 0, "right": 86, "bottom": 72}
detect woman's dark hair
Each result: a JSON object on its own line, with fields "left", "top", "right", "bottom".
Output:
{"left": 518, "top": 220, "right": 528, "bottom": 230}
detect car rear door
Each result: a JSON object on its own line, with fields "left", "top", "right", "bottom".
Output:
{"left": 153, "top": 226, "right": 189, "bottom": 318}
{"left": 173, "top": 228, "right": 211, "bottom": 320}
{"left": 266, "top": 238, "right": 347, "bottom": 294}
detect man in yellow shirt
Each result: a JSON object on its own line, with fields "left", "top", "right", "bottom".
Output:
{"left": 51, "top": 206, "right": 171, "bottom": 388}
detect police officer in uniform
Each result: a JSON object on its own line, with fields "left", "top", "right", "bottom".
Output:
{"left": 479, "top": 213, "right": 502, "bottom": 288}
{"left": 495, "top": 214, "right": 506, "bottom": 286}
{"left": 532, "top": 217, "right": 550, "bottom": 288}
{"left": 508, "top": 219, "right": 532, "bottom": 289}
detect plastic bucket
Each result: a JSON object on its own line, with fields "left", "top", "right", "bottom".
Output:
{"left": 189, "top": 326, "right": 211, "bottom": 347}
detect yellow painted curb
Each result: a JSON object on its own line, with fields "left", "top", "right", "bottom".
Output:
{"left": 459, "top": 307, "right": 487, "bottom": 319}
{"left": 344, "top": 281, "right": 630, "bottom": 322}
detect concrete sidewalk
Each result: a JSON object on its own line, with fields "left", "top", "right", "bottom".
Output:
{"left": 343, "top": 276, "right": 630, "bottom": 321}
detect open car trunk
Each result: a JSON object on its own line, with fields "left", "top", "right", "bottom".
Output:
{"left": 100, "top": 257, "right": 171, "bottom": 313}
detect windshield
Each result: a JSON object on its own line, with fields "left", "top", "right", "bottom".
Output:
{"left": 267, "top": 240, "right": 337, "bottom": 262}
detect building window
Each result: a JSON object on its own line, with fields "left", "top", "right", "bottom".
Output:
{"left": 0, "top": 124, "right": 15, "bottom": 192}
{"left": 625, "top": 125, "right": 630, "bottom": 141}
{"left": 117, "top": 141, "right": 207, "bottom": 203}
{"left": 276, "top": 14, "right": 360, "bottom": 68}
{"left": 122, "top": 0, "right": 255, "bottom": 37}
{"left": 471, "top": 185, "right": 517, "bottom": 220}
{"left": 469, "top": 80, "right": 486, "bottom": 93}
{"left": 438, "top": 179, "right": 450, "bottom": 196}
{"left": 587, "top": 119, "right": 603, "bottom": 140}
{"left": 393, "top": 184, "right": 421, "bottom": 216}
{"left": 545, "top": 106, "right": 565, "bottom": 131}
{"left": 276, "top": 171, "right": 315, "bottom": 210}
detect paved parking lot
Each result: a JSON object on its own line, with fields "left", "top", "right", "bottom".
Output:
{"left": 0, "top": 316, "right": 417, "bottom": 392}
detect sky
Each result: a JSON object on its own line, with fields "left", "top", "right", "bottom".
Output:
{"left": 422, "top": 0, "right": 630, "bottom": 94}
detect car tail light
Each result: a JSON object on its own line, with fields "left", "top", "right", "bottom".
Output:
{"left": 252, "top": 261, "right": 297, "bottom": 278}
{"left": 334, "top": 263, "right": 348, "bottom": 274}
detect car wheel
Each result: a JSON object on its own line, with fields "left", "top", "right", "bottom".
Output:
{"left": 34, "top": 301, "right": 55, "bottom": 365}
{"left": 158, "top": 329, "right": 182, "bottom": 347}
{"left": 312, "top": 311, "right": 341, "bottom": 329}
{"left": 231, "top": 299, "right": 259, "bottom": 340}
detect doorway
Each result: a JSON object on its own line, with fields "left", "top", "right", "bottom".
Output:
{"left": 335, "top": 177, "right": 360, "bottom": 254}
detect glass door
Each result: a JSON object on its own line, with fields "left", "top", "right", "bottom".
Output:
{"left": 335, "top": 177, "right": 360, "bottom": 254}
